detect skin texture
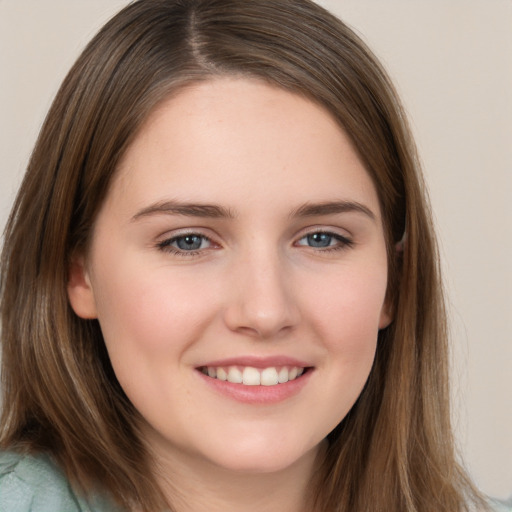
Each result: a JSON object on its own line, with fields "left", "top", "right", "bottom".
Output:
{"left": 68, "top": 78, "right": 391, "bottom": 511}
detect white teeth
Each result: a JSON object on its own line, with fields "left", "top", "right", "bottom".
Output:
{"left": 202, "top": 365, "right": 306, "bottom": 386}
{"left": 217, "top": 367, "right": 228, "bottom": 381}
{"left": 242, "top": 367, "right": 261, "bottom": 385}
{"left": 261, "top": 367, "right": 279, "bottom": 386}
{"left": 227, "top": 366, "right": 243, "bottom": 384}
{"left": 278, "top": 367, "right": 289, "bottom": 383}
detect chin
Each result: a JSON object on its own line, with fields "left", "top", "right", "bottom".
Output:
{"left": 202, "top": 436, "right": 321, "bottom": 475}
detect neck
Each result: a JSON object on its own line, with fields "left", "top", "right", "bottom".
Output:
{"left": 150, "top": 440, "right": 325, "bottom": 512}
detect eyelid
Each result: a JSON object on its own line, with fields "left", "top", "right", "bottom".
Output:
{"left": 293, "top": 227, "right": 354, "bottom": 250}
{"left": 155, "top": 228, "right": 221, "bottom": 256}
{"left": 294, "top": 224, "right": 353, "bottom": 240}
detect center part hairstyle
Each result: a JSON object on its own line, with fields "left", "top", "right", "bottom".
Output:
{"left": 0, "top": 0, "right": 485, "bottom": 510}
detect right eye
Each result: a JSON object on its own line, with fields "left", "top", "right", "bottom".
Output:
{"left": 295, "top": 230, "right": 353, "bottom": 251}
{"left": 157, "top": 233, "right": 213, "bottom": 255}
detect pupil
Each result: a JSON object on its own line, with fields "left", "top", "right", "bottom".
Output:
{"left": 308, "top": 233, "right": 331, "bottom": 247}
{"left": 177, "top": 235, "right": 202, "bottom": 250}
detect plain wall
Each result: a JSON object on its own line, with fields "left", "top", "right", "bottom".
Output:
{"left": 1, "top": 0, "right": 511, "bottom": 500}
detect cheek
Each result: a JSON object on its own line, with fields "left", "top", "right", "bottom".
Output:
{"left": 275, "top": 265, "right": 386, "bottom": 444}
{"left": 89, "top": 253, "right": 221, "bottom": 385}
{"left": 304, "top": 262, "right": 386, "bottom": 398}
{"left": 306, "top": 264, "right": 387, "bottom": 347}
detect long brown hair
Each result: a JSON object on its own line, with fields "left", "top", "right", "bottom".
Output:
{"left": 0, "top": 0, "right": 486, "bottom": 510}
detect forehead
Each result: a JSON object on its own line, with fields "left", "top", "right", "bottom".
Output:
{"left": 108, "top": 77, "right": 381, "bottom": 219}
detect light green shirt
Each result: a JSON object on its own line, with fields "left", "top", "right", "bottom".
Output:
{"left": 0, "top": 451, "right": 120, "bottom": 511}
{"left": 494, "top": 498, "right": 512, "bottom": 512}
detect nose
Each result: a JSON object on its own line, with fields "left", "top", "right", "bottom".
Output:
{"left": 223, "top": 250, "right": 300, "bottom": 339}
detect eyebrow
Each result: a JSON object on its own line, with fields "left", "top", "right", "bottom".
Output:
{"left": 131, "top": 199, "right": 375, "bottom": 222}
{"left": 131, "top": 200, "right": 236, "bottom": 221}
{"left": 290, "top": 200, "right": 376, "bottom": 221}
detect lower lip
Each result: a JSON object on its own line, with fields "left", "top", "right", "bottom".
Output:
{"left": 197, "top": 369, "right": 313, "bottom": 404}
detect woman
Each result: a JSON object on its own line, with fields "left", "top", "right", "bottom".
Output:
{"left": 0, "top": 0, "right": 507, "bottom": 510}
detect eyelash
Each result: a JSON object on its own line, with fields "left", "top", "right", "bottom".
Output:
{"left": 156, "top": 230, "right": 354, "bottom": 257}
{"left": 295, "top": 230, "right": 354, "bottom": 252}
{"left": 156, "top": 233, "right": 214, "bottom": 257}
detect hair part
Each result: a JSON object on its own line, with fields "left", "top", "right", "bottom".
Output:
{"left": 1, "top": 1, "right": 487, "bottom": 510}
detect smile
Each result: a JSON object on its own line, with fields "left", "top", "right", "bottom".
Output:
{"left": 199, "top": 366, "right": 306, "bottom": 386}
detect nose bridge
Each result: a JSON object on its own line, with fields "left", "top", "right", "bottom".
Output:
{"left": 224, "top": 243, "right": 299, "bottom": 338}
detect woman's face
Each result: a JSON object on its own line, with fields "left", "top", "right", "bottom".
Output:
{"left": 68, "top": 78, "right": 390, "bottom": 474}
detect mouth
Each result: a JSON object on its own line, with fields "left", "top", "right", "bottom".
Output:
{"left": 198, "top": 365, "right": 310, "bottom": 386}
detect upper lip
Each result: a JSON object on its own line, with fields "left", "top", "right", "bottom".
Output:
{"left": 198, "top": 355, "right": 312, "bottom": 369}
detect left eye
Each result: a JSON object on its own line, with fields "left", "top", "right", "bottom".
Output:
{"left": 296, "top": 232, "right": 350, "bottom": 249}
{"left": 159, "top": 234, "right": 212, "bottom": 252}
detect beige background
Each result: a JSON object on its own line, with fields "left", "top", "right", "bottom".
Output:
{"left": 1, "top": 0, "right": 511, "bottom": 500}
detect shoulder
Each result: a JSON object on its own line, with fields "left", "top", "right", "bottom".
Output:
{"left": 489, "top": 499, "right": 512, "bottom": 512}
{"left": 0, "top": 451, "right": 117, "bottom": 512}
{"left": 0, "top": 450, "right": 86, "bottom": 511}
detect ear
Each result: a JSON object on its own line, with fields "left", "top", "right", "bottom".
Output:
{"left": 67, "top": 255, "right": 98, "bottom": 319}
{"left": 378, "top": 238, "right": 403, "bottom": 330}
{"left": 378, "top": 302, "right": 393, "bottom": 330}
